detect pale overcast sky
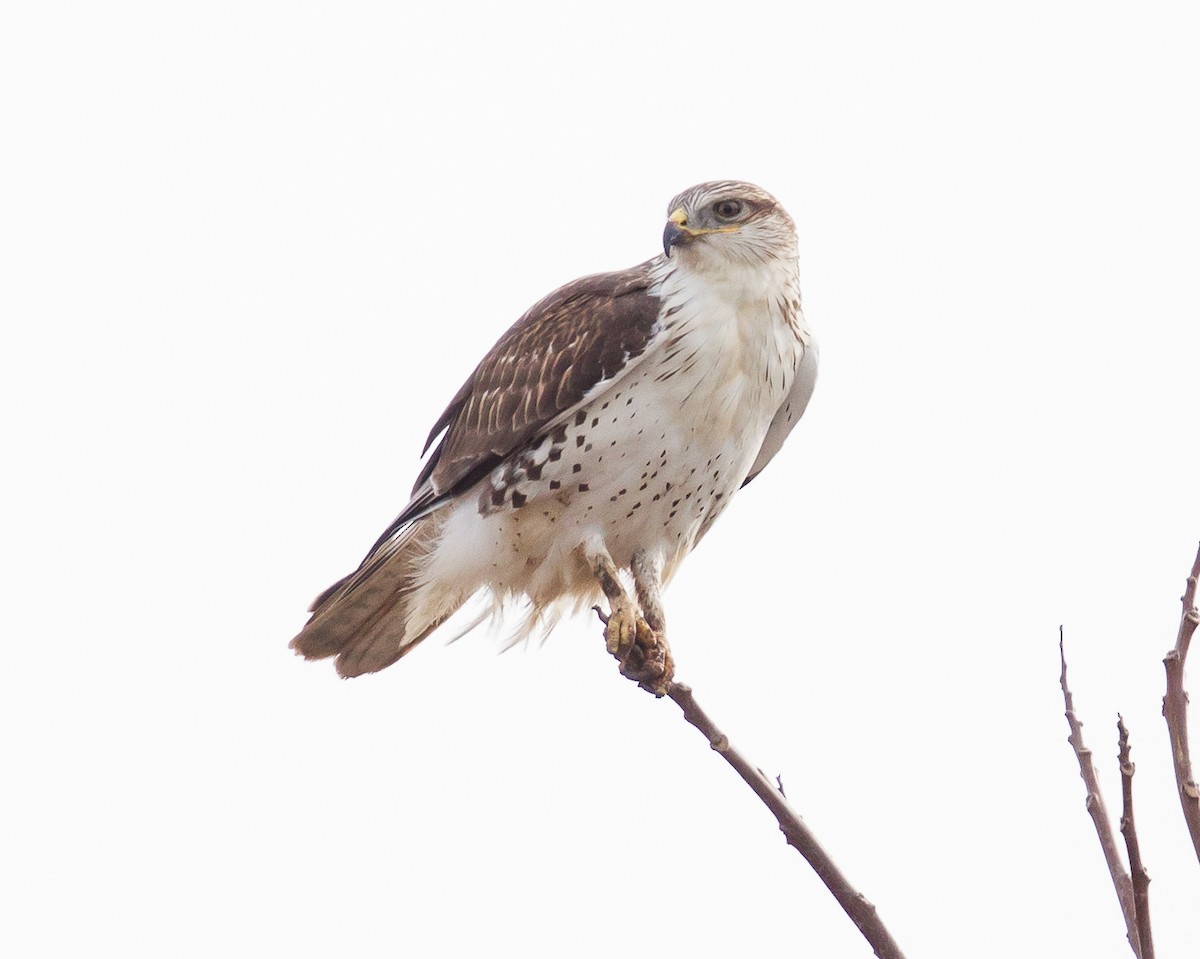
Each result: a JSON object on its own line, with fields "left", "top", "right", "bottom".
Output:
{"left": 4, "top": 2, "right": 1199, "bottom": 956}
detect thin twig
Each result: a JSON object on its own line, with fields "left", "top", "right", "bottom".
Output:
{"left": 1059, "top": 630, "right": 1140, "bottom": 956}
{"left": 1118, "top": 715, "right": 1153, "bottom": 959}
{"left": 1163, "top": 542, "right": 1200, "bottom": 863}
{"left": 666, "top": 681, "right": 906, "bottom": 959}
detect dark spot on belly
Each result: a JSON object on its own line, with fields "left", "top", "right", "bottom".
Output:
{"left": 511, "top": 491, "right": 527, "bottom": 508}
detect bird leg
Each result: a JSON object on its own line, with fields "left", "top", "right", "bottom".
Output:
{"left": 630, "top": 548, "right": 666, "bottom": 634}
{"left": 578, "top": 539, "right": 674, "bottom": 696}
{"left": 581, "top": 542, "right": 648, "bottom": 665}
{"left": 630, "top": 548, "right": 673, "bottom": 694}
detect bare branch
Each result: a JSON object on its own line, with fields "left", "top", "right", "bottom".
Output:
{"left": 1059, "top": 630, "right": 1140, "bottom": 956}
{"left": 666, "top": 682, "right": 906, "bottom": 959}
{"left": 1163, "top": 542, "right": 1200, "bottom": 863}
{"left": 1118, "top": 715, "right": 1154, "bottom": 959}
{"left": 593, "top": 598, "right": 905, "bottom": 955}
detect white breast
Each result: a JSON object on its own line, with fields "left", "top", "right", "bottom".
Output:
{"left": 415, "top": 253, "right": 806, "bottom": 632}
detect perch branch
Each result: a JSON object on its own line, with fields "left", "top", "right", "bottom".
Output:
{"left": 1117, "top": 715, "right": 1153, "bottom": 959}
{"left": 1163, "top": 542, "right": 1200, "bottom": 863}
{"left": 1059, "top": 631, "right": 1140, "bottom": 956}
{"left": 665, "top": 682, "right": 906, "bottom": 959}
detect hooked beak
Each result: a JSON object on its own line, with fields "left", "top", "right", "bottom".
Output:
{"left": 662, "top": 208, "right": 691, "bottom": 256}
{"left": 662, "top": 206, "right": 739, "bottom": 256}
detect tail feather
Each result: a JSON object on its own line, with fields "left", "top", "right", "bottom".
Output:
{"left": 290, "top": 515, "right": 458, "bottom": 677}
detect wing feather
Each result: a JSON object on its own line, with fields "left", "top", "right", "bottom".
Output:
{"left": 366, "top": 260, "right": 662, "bottom": 553}
{"left": 742, "top": 334, "right": 820, "bottom": 486}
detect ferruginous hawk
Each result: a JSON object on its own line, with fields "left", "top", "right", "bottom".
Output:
{"left": 292, "top": 181, "right": 818, "bottom": 694}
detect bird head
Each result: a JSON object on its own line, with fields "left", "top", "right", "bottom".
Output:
{"left": 661, "top": 181, "right": 797, "bottom": 267}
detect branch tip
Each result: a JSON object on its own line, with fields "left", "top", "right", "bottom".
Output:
{"left": 1117, "top": 715, "right": 1153, "bottom": 958}
{"left": 1163, "top": 542, "right": 1200, "bottom": 865}
{"left": 1058, "top": 633, "right": 1139, "bottom": 949}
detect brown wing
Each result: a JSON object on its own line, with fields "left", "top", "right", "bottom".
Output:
{"left": 368, "top": 260, "right": 663, "bottom": 548}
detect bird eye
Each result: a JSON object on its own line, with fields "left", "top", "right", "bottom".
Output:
{"left": 713, "top": 199, "right": 744, "bottom": 220}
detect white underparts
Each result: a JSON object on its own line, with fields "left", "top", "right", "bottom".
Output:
{"left": 403, "top": 251, "right": 812, "bottom": 644}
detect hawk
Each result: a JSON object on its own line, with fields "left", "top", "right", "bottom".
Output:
{"left": 292, "top": 181, "right": 818, "bottom": 694}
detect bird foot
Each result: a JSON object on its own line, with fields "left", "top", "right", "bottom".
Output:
{"left": 594, "top": 601, "right": 675, "bottom": 697}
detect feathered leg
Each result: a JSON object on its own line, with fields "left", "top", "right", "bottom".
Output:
{"left": 631, "top": 547, "right": 673, "bottom": 693}
{"left": 578, "top": 537, "right": 674, "bottom": 695}
{"left": 631, "top": 548, "right": 666, "bottom": 634}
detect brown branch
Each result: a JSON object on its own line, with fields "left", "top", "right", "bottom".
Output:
{"left": 1117, "top": 715, "right": 1154, "bottom": 959}
{"left": 1059, "top": 630, "right": 1140, "bottom": 956}
{"left": 593, "top": 597, "right": 904, "bottom": 955}
{"left": 1163, "top": 542, "right": 1200, "bottom": 863}
{"left": 666, "top": 681, "right": 906, "bottom": 959}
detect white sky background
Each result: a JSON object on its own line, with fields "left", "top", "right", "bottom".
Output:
{"left": 3, "top": 1, "right": 1199, "bottom": 955}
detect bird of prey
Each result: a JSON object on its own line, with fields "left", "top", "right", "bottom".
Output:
{"left": 292, "top": 180, "right": 818, "bottom": 694}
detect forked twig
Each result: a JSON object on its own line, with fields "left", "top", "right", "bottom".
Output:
{"left": 1118, "top": 715, "right": 1153, "bottom": 959}
{"left": 1059, "top": 631, "right": 1141, "bottom": 956}
{"left": 666, "top": 682, "right": 906, "bottom": 959}
{"left": 1163, "top": 543, "right": 1200, "bottom": 863}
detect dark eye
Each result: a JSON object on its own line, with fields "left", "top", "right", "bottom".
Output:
{"left": 713, "top": 199, "right": 744, "bottom": 220}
